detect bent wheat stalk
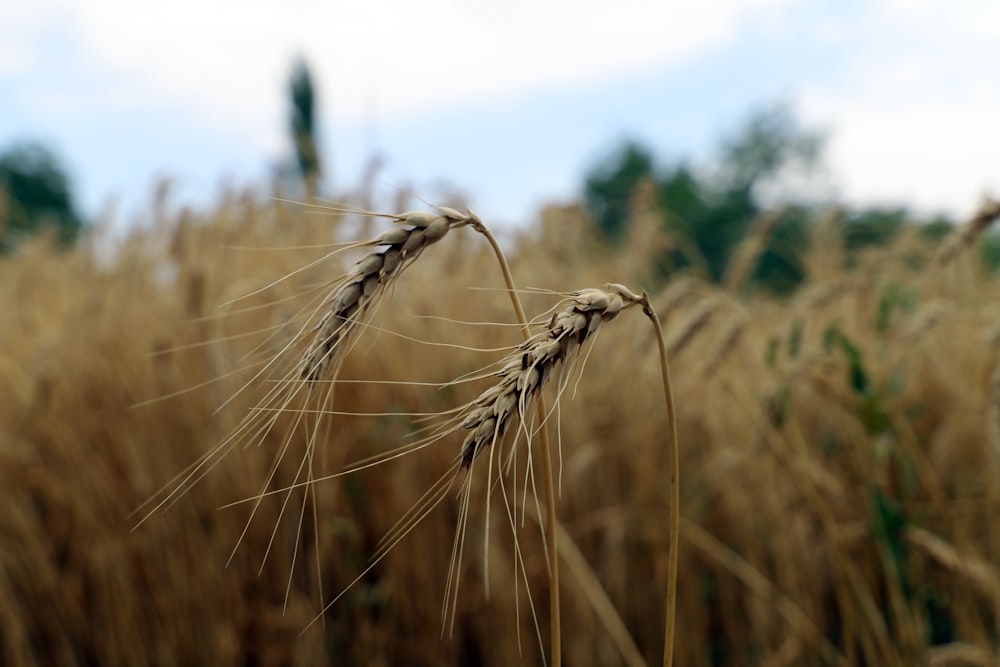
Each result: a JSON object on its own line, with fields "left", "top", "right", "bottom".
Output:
{"left": 454, "top": 283, "right": 680, "bottom": 667}
{"left": 295, "top": 206, "right": 570, "bottom": 664}
{"left": 935, "top": 197, "right": 1000, "bottom": 266}
{"left": 186, "top": 203, "right": 680, "bottom": 666}
{"left": 467, "top": 221, "right": 565, "bottom": 666}
{"left": 639, "top": 291, "right": 680, "bottom": 667}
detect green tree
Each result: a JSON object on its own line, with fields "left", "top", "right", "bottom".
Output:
{"left": 289, "top": 58, "right": 323, "bottom": 197}
{"left": 583, "top": 141, "right": 655, "bottom": 241}
{"left": 582, "top": 104, "right": 971, "bottom": 293}
{"left": 583, "top": 103, "right": 825, "bottom": 290}
{"left": 674, "top": 103, "right": 823, "bottom": 285}
{"left": 0, "top": 142, "right": 84, "bottom": 252}
{"left": 841, "top": 207, "right": 908, "bottom": 254}
{"left": 714, "top": 102, "right": 824, "bottom": 197}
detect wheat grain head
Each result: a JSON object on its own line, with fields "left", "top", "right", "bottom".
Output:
{"left": 457, "top": 283, "right": 644, "bottom": 468}
{"left": 300, "top": 207, "right": 480, "bottom": 384}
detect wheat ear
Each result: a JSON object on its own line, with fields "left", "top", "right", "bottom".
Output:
{"left": 292, "top": 207, "right": 570, "bottom": 663}
{"left": 456, "top": 284, "right": 644, "bottom": 467}
{"left": 453, "top": 283, "right": 644, "bottom": 667}
{"left": 469, "top": 220, "right": 565, "bottom": 666}
{"left": 452, "top": 284, "right": 642, "bottom": 667}
{"left": 454, "top": 283, "right": 681, "bottom": 667}
{"left": 301, "top": 206, "right": 477, "bottom": 384}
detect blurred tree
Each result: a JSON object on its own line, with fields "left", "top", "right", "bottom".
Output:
{"left": 289, "top": 58, "right": 323, "bottom": 198}
{"left": 583, "top": 141, "right": 655, "bottom": 241}
{"left": 981, "top": 231, "right": 1000, "bottom": 271}
{"left": 714, "top": 102, "right": 824, "bottom": 198}
{"left": 0, "top": 141, "right": 84, "bottom": 252}
{"left": 753, "top": 207, "right": 811, "bottom": 294}
{"left": 841, "top": 207, "right": 908, "bottom": 255}
{"left": 583, "top": 103, "right": 827, "bottom": 290}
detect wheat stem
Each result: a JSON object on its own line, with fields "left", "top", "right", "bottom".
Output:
{"left": 470, "top": 216, "right": 562, "bottom": 667}
{"left": 639, "top": 292, "right": 680, "bottom": 667}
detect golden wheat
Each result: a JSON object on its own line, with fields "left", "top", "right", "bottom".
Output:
{"left": 457, "top": 284, "right": 644, "bottom": 468}
{"left": 935, "top": 198, "right": 1000, "bottom": 265}
{"left": 301, "top": 207, "right": 479, "bottom": 384}
{"left": 13, "top": 181, "right": 1000, "bottom": 665}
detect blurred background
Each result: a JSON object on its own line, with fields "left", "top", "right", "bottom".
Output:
{"left": 3, "top": 1, "right": 1000, "bottom": 666}
{"left": 2, "top": 0, "right": 998, "bottom": 233}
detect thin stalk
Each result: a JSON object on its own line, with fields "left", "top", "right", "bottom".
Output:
{"left": 473, "top": 219, "right": 561, "bottom": 667}
{"left": 640, "top": 292, "right": 679, "bottom": 667}
{"left": 523, "top": 503, "right": 648, "bottom": 667}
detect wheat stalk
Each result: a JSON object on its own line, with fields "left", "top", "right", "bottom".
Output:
{"left": 988, "top": 358, "right": 1000, "bottom": 469}
{"left": 935, "top": 198, "right": 1000, "bottom": 266}
{"left": 451, "top": 282, "right": 680, "bottom": 667}
{"left": 901, "top": 300, "right": 952, "bottom": 343}
{"left": 702, "top": 312, "right": 748, "bottom": 379}
{"left": 723, "top": 209, "right": 783, "bottom": 293}
{"left": 925, "top": 643, "right": 995, "bottom": 667}
{"left": 276, "top": 205, "right": 574, "bottom": 664}
{"left": 907, "top": 527, "right": 1000, "bottom": 599}
{"left": 441, "top": 285, "right": 640, "bottom": 645}
{"left": 665, "top": 297, "right": 717, "bottom": 358}
{"left": 154, "top": 201, "right": 682, "bottom": 666}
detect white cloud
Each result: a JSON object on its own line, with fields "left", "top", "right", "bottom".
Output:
{"left": 819, "top": 101, "right": 999, "bottom": 217}
{"left": 0, "top": 4, "right": 52, "bottom": 75}
{"left": 799, "top": 0, "right": 1000, "bottom": 217}
{"left": 0, "top": 45, "right": 29, "bottom": 76}
{"left": 5, "top": 0, "right": 998, "bottom": 221}
{"left": 5, "top": 0, "right": 800, "bottom": 134}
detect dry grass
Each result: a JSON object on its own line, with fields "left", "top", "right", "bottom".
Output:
{"left": 2, "top": 186, "right": 1000, "bottom": 666}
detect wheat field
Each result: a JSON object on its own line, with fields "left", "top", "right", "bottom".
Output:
{"left": 1, "top": 186, "right": 999, "bottom": 666}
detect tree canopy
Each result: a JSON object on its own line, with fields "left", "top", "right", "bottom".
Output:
{"left": 582, "top": 103, "right": 954, "bottom": 293}
{"left": 0, "top": 142, "right": 84, "bottom": 252}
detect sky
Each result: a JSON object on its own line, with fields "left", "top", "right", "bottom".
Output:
{"left": 2, "top": 0, "right": 998, "bottom": 228}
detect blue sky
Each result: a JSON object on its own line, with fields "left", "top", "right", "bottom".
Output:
{"left": 2, "top": 0, "right": 998, "bottom": 228}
